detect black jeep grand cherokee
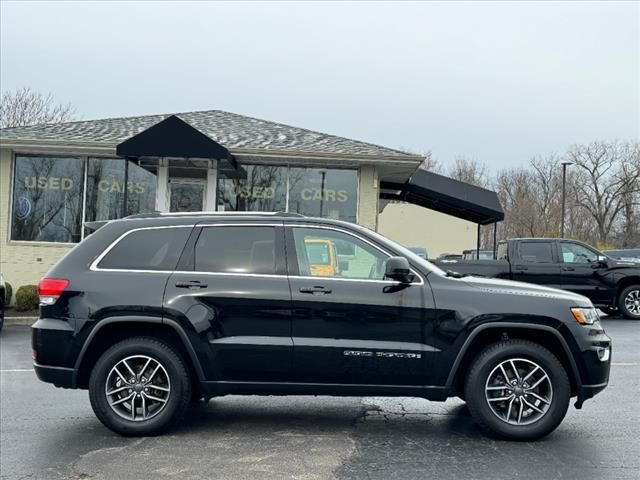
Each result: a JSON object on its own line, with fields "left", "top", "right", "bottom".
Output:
{"left": 32, "top": 212, "right": 611, "bottom": 440}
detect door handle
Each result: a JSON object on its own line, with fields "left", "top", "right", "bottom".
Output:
{"left": 514, "top": 265, "right": 528, "bottom": 271}
{"left": 299, "top": 286, "right": 332, "bottom": 294}
{"left": 562, "top": 266, "right": 575, "bottom": 272}
{"left": 175, "top": 280, "right": 208, "bottom": 289}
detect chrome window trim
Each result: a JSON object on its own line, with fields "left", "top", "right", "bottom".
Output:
{"left": 286, "top": 223, "right": 425, "bottom": 285}
{"left": 197, "top": 222, "right": 282, "bottom": 228}
{"left": 89, "top": 225, "right": 196, "bottom": 272}
{"left": 90, "top": 222, "right": 425, "bottom": 286}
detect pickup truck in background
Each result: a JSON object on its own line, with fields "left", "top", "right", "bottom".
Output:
{"left": 434, "top": 238, "right": 640, "bottom": 319}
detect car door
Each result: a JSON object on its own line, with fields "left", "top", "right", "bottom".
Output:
{"left": 286, "top": 224, "right": 435, "bottom": 387}
{"left": 164, "top": 222, "right": 293, "bottom": 383}
{"left": 559, "top": 240, "right": 613, "bottom": 304}
{"left": 511, "top": 240, "right": 563, "bottom": 289}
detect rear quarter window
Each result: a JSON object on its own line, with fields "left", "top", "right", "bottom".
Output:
{"left": 97, "top": 227, "right": 192, "bottom": 271}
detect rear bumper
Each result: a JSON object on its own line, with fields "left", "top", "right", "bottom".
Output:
{"left": 33, "top": 362, "right": 76, "bottom": 388}
{"left": 32, "top": 318, "right": 78, "bottom": 388}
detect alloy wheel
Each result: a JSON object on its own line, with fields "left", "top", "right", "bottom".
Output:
{"left": 624, "top": 289, "right": 640, "bottom": 316}
{"left": 484, "top": 358, "right": 553, "bottom": 426}
{"left": 105, "top": 355, "right": 171, "bottom": 422}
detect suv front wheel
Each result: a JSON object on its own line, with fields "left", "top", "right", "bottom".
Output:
{"left": 464, "top": 339, "right": 570, "bottom": 441}
{"left": 89, "top": 337, "right": 192, "bottom": 436}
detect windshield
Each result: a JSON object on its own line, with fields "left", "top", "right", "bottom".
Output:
{"left": 353, "top": 225, "right": 447, "bottom": 276}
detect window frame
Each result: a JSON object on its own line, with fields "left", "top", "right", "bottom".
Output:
{"left": 559, "top": 241, "right": 600, "bottom": 264}
{"left": 216, "top": 163, "right": 360, "bottom": 223}
{"left": 90, "top": 225, "right": 195, "bottom": 272}
{"left": 284, "top": 224, "right": 424, "bottom": 285}
{"left": 516, "top": 240, "right": 558, "bottom": 264}
{"left": 9, "top": 152, "right": 88, "bottom": 245}
{"left": 9, "top": 152, "right": 160, "bottom": 246}
{"left": 189, "top": 223, "right": 287, "bottom": 276}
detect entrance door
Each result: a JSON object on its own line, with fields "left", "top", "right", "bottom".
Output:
{"left": 170, "top": 179, "right": 205, "bottom": 212}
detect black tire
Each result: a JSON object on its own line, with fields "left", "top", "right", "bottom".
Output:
{"left": 89, "top": 337, "right": 192, "bottom": 436}
{"left": 618, "top": 285, "right": 640, "bottom": 320}
{"left": 464, "top": 339, "right": 570, "bottom": 441}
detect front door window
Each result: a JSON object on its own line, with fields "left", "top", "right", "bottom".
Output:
{"left": 292, "top": 227, "right": 388, "bottom": 280}
{"left": 170, "top": 180, "right": 205, "bottom": 212}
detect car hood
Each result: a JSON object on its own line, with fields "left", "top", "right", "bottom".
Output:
{"left": 460, "top": 275, "right": 592, "bottom": 305}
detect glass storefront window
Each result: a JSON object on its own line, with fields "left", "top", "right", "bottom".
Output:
{"left": 11, "top": 155, "right": 359, "bottom": 244}
{"left": 217, "top": 164, "right": 287, "bottom": 212}
{"left": 288, "top": 168, "right": 358, "bottom": 222}
{"left": 11, "top": 155, "right": 85, "bottom": 242}
{"left": 85, "top": 158, "right": 157, "bottom": 222}
{"left": 125, "top": 161, "right": 157, "bottom": 216}
{"left": 218, "top": 165, "right": 358, "bottom": 221}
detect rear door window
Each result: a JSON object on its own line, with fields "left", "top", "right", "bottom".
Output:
{"left": 518, "top": 241, "right": 555, "bottom": 263}
{"left": 195, "top": 226, "right": 277, "bottom": 275}
{"left": 98, "top": 227, "right": 192, "bottom": 271}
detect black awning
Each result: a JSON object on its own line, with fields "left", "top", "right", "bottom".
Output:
{"left": 116, "top": 115, "right": 237, "bottom": 168}
{"left": 380, "top": 168, "right": 504, "bottom": 225}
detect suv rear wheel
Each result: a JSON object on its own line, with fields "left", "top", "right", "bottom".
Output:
{"left": 464, "top": 339, "right": 570, "bottom": 441}
{"left": 618, "top": 285, "right": 640, "bottom": 320}
{"left": 89, "top": 337, "right": 192, "bottom": 436}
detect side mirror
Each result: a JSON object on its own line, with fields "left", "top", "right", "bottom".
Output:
{"left": 385, "top": 257, "right": 415, "bottom": 283}
{"left": 597, "top": 255, "right": 609, "bottom": 266}
{"left": 338, "top": 260, "right": 349, "bottom": 273}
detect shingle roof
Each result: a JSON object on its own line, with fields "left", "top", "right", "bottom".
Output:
{"left": 0, "top": 109, "right": 418, "bottom": 159}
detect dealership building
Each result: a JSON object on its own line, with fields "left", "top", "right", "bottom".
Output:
{"left": 0, "top": 109, "right": 503, "bottom": 297}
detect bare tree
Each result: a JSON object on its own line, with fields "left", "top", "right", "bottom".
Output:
{"left": 566, "top": 141, "right": 640, "bottom": 245}
{"left": 615, "top": 142, "right": 640, "bottom": 246}
{"left": 418, "top": 150, "right": 442, "bottom": 173}
{"left": 448, "top": 156, "right": 488, "bottom": 187}
{"left": 0, "top": 86, "right": 76, "bottom": 128}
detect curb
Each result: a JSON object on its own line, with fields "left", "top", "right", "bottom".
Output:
{"left": 3, "top": 316, "right": 38, "bottom": 326}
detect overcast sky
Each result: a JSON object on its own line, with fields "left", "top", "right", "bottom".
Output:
{"left": 1, "top": 1, "right": 638, "bottom": 170}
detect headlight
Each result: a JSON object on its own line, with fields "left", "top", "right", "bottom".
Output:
{"left": 570, "top": 307, "right": 600, "bottom": 325}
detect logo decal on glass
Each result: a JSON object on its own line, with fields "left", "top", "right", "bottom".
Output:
{"left": 14, "top": 196, "right": 32, "bottom": 220}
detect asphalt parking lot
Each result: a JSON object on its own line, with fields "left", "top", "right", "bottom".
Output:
{"left": 1, "top": 319, "right": 639, "bottom": 480}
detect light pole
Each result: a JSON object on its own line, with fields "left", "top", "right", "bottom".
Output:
{"left": 560, "top": 161, "right": 573, "bottom": 238}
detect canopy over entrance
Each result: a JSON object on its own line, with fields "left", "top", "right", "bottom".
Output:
{"left": 380, "top": 168, "right": 504, "bottom": 225}
{"left": 380, "top": 168, "right": 504, "bottom": 258}
{"left": 116, "top": 115, "right": 237, "bottom": 168}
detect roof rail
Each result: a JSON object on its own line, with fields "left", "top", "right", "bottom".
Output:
{"left": 124, "top": 211, "right": 306, "bottom": 219}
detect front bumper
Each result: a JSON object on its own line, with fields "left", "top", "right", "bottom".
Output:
{"left": 572, "top": 325, "right": 611, "bottom": 408}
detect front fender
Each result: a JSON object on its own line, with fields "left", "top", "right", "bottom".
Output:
{"left": 442, "top": 321, "right": 588, "bottom": 407}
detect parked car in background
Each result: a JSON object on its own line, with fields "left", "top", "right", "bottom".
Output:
{"left": 32, "top": 212, "right": 610, "bottom": 440}
{"left": 406, "top": 246, "right": 428, "bottom": 259}
{"left": 434, "top": 238, "right": 640, "bottom": 319}
{"left": 304, "top": 238, "right": 340, "bottom": 276}
{"left": 436, "top": 253, "right": 463, "bottom": 262}
{"left": 604, "top": 249, "right": 640, "bottom": 264}
{"left": 462, "top": 249, "right": 495, "bottom": 260}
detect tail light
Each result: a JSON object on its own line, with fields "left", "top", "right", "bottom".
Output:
{"left": 38, "top": 278, "right": 69, "bottom": 306}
